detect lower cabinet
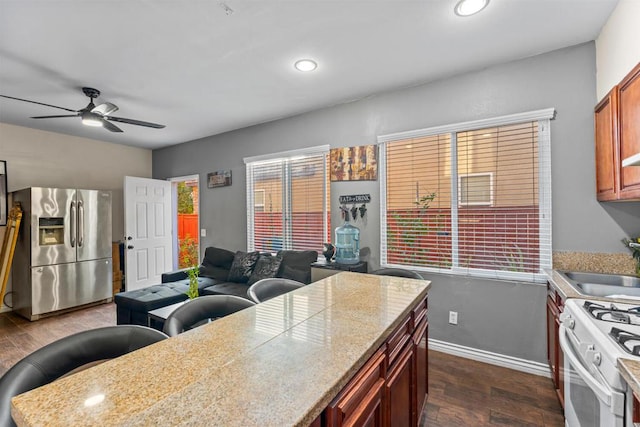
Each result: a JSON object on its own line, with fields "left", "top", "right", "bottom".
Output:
{"left": 323, "top": 296, "right": 428, "bottom": 427}
{"left": 546, "top": 283, "right": 564, "bottom": 409}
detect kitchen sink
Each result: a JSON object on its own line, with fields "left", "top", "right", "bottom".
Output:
{"left": 558, "top": 271, "right": 640, "bottom": 298}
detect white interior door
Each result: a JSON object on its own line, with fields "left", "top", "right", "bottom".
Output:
{"left": 124, "top": 176, "right": 172, "bottom": 291}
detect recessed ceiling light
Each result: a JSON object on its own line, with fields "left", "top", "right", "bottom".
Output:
{"left": 294, "top": 59, "right": 318, "bottom": 72}
{"left": 454, "top": 0, "right": 489, "bottom": 17}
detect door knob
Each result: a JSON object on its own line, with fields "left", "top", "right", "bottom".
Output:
{"left": 126, "top": 236, "right": 133, "bottom": 240}
{"left": 127, "top": 245, "right": 134, "bottom": 249}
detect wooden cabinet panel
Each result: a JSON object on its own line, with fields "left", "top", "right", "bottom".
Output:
{"left": 385, "top": 340, "right": 415, "bottom": 427}
{"left": 546, "top": 283, "right": 564, "bottom": 410}
{"left": 595, "top": 62, "right": 640, "bottom": 201}
{"left": 595, "top": 89, "right": 619, "bottom": 201}
{"left": 413, "top": 316, "right": 428, "bottom": 423}
{"left": 619, "top": 63, "right": 640, "bottom": 199}
{"left": 326, "top": 349, "right": 386, "bottom": 427}
{"left": 323, "top": 295, "right": 428, "bottom": 427}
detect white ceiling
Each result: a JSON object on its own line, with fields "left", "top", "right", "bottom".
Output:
{"left": 0, "top": 0, "right": 618, "bottom": 150}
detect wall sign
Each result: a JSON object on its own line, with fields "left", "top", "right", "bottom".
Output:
{"left": 207, "top": 170, "right": 232, "bottom": 188}
{"left": 339, "top": 194, "right": 371, "bottom": 204}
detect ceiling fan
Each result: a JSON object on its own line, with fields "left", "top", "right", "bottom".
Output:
{"left": 0, "top": 87, "right": 165, "bottom": 133}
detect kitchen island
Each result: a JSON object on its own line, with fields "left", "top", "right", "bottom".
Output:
{"left": 11, "top": 272, "right": 430, "bottom": 426}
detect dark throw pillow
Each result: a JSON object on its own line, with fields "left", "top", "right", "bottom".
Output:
{"left": 247, "top": 255, "right": 283, "bottom": 285}
{"left": 227, "top": 251, "right": 260, "bottom": 283}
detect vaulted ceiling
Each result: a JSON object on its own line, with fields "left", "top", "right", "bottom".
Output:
{"left": 0, "top": 0, "right": 618, "bottom": 149}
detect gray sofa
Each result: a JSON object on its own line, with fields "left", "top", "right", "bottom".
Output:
{"left": 114, "top": 246, "right": 317, "bottom": 327}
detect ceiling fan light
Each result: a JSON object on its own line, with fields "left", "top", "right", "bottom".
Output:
{"left": 454, "top": 0, "right": 489, "bottom": 16}
{"left": 81, "top": 112, "right": 103, "bottom": 127}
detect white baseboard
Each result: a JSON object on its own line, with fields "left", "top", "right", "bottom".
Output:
{"left": 428, "top": 338, "right": 551, "bottom": 378}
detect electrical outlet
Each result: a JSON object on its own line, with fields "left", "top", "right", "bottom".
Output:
{"left": 449, "top": 311, "right": 458, "bottom": 325}
{"left": 200, "top": 229, "right": 207, "bottom": 237}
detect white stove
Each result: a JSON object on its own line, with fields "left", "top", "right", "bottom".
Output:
{"left": 561, "top": 299, "right": 640, "bottom": 427}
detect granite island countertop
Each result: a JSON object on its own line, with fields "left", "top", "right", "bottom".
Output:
{"left": 11, "top": 272, "right": 430, "bottom": 427}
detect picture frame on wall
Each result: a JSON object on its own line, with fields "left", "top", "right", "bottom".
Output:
{"left": 330, "top": 145, "right": 378, "bottom": 182}
{"left": 207, "top": 170, "right": 232, "bottom": 188}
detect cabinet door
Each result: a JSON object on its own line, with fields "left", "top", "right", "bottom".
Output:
{"left": 618, "top": 63, "right": 640, "bottom": 199}
{"left": 385, "top": 341, "right": 415, "bottom": 427}
{"left": 594, "top": 88, "right": 619, "bottom": 201}
{"left": 546, "top": 295, "right": 559, "bottom": 388}
{"left": 413, "top": 317, "right": 428, "bottom": 424}
{"left": 326, "top": 349, "right": 386, "bottom": 427}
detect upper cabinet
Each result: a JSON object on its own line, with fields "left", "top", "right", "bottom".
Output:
{"left": 595, "top": 62, "right": 640, "bottom": 201}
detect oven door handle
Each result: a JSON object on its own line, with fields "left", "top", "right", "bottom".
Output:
{"left": 559, "top": 324, "right": 618, "bottom": 408}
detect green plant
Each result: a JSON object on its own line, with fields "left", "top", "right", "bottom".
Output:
{"left": 179, "top": 236, "right": 199, "bottom": 269}
{"left": 622, "top": 236, "right": 640, "bottom": 276}
{"left": 177, "top": 181, "right": 194, "bottom": 214}
{"left": 186, "top": 266, "right": 199, "bottom": 299}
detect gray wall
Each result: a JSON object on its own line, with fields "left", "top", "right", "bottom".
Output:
{"left": 153, "top": 42, "right": 640, "bottom": 364}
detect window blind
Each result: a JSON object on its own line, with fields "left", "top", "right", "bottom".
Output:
{"left": 380, "top": 110, "right": 553, "bottom": 282}
{"left": 246, "top": 147, "right": 330, "bottom": 253}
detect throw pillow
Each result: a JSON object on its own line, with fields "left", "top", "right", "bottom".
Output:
{"left": 227, "top": 251, "right": 260, "bottom": 283}
{"left": 247, "top": 255, "right": 283, "bottom": 285}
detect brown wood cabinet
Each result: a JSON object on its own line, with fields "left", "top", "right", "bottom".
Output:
{"left": 324, "top": 296, "right": 428, "bottom": 427}
{"left": 618, "top": 63, "right": 640, "bottom": 199}
{"left": 546, "top": 282, "right": 564, "bottom": 409}
{"left": 595, "top": 62, "right": 640, "bottom": 201}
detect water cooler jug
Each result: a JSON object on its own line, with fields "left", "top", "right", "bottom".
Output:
{"left": 335, "top": 219, "right": 360, "bottom": 264}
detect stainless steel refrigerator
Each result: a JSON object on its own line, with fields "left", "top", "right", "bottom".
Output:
{"left": 12, "top": 187, "right": 112, "bottom": 320}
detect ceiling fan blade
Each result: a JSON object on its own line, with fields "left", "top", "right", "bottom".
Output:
{"left": 92, "top": 102, "right": 118, "bottom": 116}
{"left": 31, "top": 114, "right": 79, "bottom": 119}
{"left": 0, "top": 94, "right": 77, "bottom": 113}
{"left": 106, "top": 116, "right": 165, "bottom": 129}
{"left": 101, "top": 119, "right": 123, "bottom": 133}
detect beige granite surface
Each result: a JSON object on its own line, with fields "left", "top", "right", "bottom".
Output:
{"left": 553, "top": 251, "right": 636, "bottom": 276}
{"left": 619, "top": 359, "right": 640, "bottom": 399}
{"left": 10, "top": 272, "right": 430, "bottom": 427}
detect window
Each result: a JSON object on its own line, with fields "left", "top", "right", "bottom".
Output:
{"left": 254, "top": 189, "right": 265, "bottom": 212}
{"left": 459, "top": 173, "right": 493, "bottom": 206}
{"left": 379, "top": 109, "right": 553, "bottom": 282}
{"left": 245, "top": 146, "right": 330, "bottom": 253}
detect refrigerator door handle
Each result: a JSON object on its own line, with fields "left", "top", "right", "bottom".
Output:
{"left": 78, "top": 200, "right": 84, "bottom": 247}
{"left": 70, "top": 201, "right": 76, "bottom": 248}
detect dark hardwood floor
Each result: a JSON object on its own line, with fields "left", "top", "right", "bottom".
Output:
{"left": 0, "top": 303, "right": 116, "bottom": 376}
{"left": 0, "top": 303, "right": 564, "bottom": 426}
{"left": 424, "top": 350, "right": 564, "bottom": 426}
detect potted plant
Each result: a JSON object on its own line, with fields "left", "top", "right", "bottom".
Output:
{"left": 623, "top": 237, "right": 640, "bottom": 276}
{"left": 186, "top": 266, "right": 199, "bottom": 299}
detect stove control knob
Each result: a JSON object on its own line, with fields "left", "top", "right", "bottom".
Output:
{"left": 566, "top": 318, "right": 575, "bottom": 329}
{"left": 593, "top": 352, "right": 602, "bottom": 366}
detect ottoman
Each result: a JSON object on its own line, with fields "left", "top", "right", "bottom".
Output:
{"left": 115, "top": 283, "right": 190, "bottom": 327}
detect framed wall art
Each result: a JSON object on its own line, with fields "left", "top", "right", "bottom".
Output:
{"left": 207, "top": 170, "right": 232, "bottom": 188}
{"left": 330, "top": 145, "right": 378, "bottom": 182}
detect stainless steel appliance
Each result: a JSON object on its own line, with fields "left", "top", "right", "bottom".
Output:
{"left": 560, "top": 298, "right": 640, "bottom": 426}
{"left": 12, "top": 187, "right": 112, "bottom": 320}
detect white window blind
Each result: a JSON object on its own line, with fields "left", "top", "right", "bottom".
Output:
{"left": 380, "top": 110, "right": 553, "bottom": 282}
{"left": 245, "top": 146, "right": 330, "bottom": 253}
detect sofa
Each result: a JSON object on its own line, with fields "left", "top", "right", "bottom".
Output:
{"left": 115, "top": 246, "right": 318, "bottom": 327}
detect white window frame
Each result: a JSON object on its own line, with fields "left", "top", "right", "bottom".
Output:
{"left": 244, "top": 145, "right": 330, "bottom": 252}
{"left": 458, "top": 172, "right": 494, "bottom": 207}
{"left": 378, "top": 108, "right": 555, "bottom": 283}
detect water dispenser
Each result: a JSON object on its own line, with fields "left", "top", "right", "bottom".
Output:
{"left": 335, "top": 218, "right": 360, "bottom": 264}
